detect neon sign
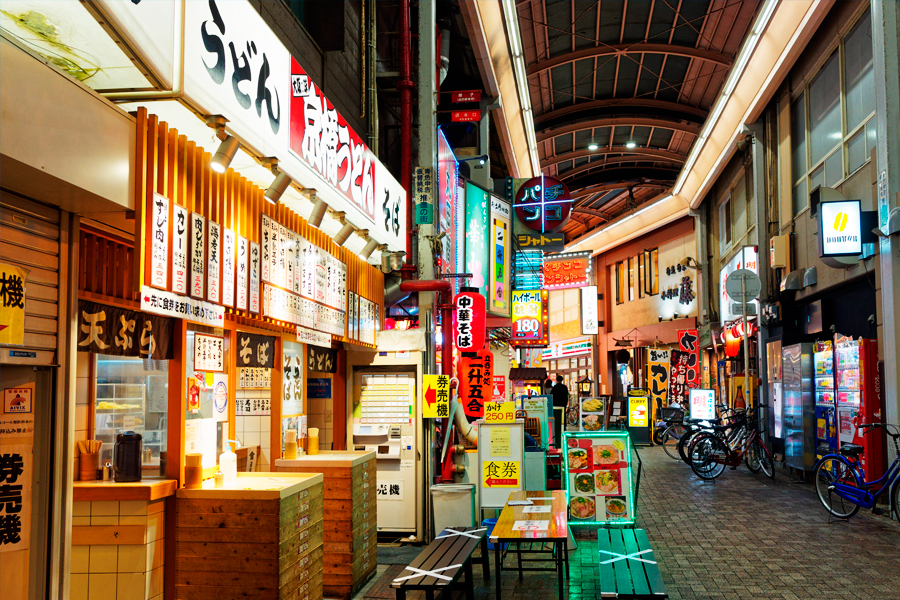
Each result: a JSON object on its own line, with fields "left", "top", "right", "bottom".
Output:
{"left": 513, "top": 175, "right": 573, "bottom": 234}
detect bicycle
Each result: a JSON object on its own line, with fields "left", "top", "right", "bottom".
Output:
{"left": 689, "top": 406, "right": 774, "bottom": 480}
{"left": 677, "top": 404, "right": 742, "bottom": 465}
{"left": 813, "top": 422, "right": 900, "bottom": 521}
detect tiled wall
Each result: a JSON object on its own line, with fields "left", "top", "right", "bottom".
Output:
{"left": 70, "top": 499, "right": 165, "bottom": 600}
{"left": 74, "top": 352, "right": 90, "bottom": 476}
{"left": 235, "top": 388, "right": 272, "bottom": 470}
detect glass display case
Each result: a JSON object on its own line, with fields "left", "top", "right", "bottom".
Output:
{"left": 94, "top": 356, "right": 168, "bottom": 476}
{"left": 813, "top": 341, "right": 837, "bottom": 457}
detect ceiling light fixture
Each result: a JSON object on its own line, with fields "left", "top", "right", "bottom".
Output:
{"left": 332, "top": 213, "right": 355, "bottom": 247}
{"left": 206, "top": 115, "right": 240, "bottom": 174}
{"left": 359, "top": 232, "right": 378, "bottom": 259}
{"left": 264, "top": 170, "right": 291, "bottom": 205}
{"left": 588, "top": 143, "right": 599, "bottom": 151}
{"left": 308, "top": 194, "right": 327, "bottom": 228}
{"left": 625, "top": 141, "right": 637, "bottom": 149}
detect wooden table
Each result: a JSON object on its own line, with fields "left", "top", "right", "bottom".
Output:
{"left": 489, "top": 490, "right": 569, "bottom": 600}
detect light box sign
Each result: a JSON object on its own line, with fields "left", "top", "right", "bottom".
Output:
{"left": 564, "top": 431, "right": 635, "bottom": 526}
{"left": 437, "top": 130, "right": 458, "bottom": 277}
{"left": 513, "top": 175, "right": 573, "bottom": 234}
{"left": 689, "top": 389, "right": 716, "bottom": 421}
{"left": 542, "top": 251, "right": 591, "bottom": 289}
{"left": 489, "top": 196, "right": 511, "bottom": 316}
{"left": 511, "top": 289, "right": 548, "bottom": 347}
{"left": 453, "top": 290, "right": 486, "bottom": 352}
{"left": 464, "top": 181, "right": 490, "bottom": 296}
{"left": 581, "top": 286, "right": 598, "bottom": 334}
{"left": 719, "top": 246, "right": 758, "bottom": 323}
{"left": 818, "top": 200, "right": 862, "bottom": 257}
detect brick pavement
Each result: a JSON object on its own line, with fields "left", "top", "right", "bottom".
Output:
{"left": 463, "top": 445, "right": 900, "bottom": 600}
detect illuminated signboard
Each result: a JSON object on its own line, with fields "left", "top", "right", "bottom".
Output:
{"left": 465, "top": 181, "right": 491, "bottom": 293}
{"left": 719, "top": 246, "right": 758, "bottom": 323}
{"left": 542, "top": 251, "right": 591, "bottom": 289}
{"left": 489, "top": 196, "right": 511, "bottom": 316}
{"left": 818, "top": 200, "right": 862, "bottom": 257}
{"left": 689, "top": 389, "right": 716, "bottom": 421}
{"left": 453, "top": 290, "right": 486, "bottom": 352}
{"left": 437, "top": 129, "right": 458, "bottom": 277}
{"left": 511, "top": 289, "right": 549, "bottom": 347}
{"left": 513, "top": 175, "right": 573, "bottom": 234}
{"left": 563, "top": 431, "right": 636, "bottom": 526}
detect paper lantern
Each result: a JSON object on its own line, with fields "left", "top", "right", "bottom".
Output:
{"left": 453, "top": 289, "right": 486, "bottom": 351}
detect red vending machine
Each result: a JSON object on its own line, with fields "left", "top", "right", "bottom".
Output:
{"left": 834, "top": 335, "right": 884, "bottom": 481}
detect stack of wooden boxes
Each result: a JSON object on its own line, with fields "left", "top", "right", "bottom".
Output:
{"left": 174, "top": 473, "right": 324, "bottom": 600}
{"left": 274, "top": 451, "right": 377, "bottom": 599}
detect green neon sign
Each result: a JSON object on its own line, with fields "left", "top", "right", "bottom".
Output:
{"left": 563, "top": 430, "right": 636, "bottom": 527}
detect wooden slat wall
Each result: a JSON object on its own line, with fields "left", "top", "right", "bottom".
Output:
{"left": 78, "top": 227, "right": 135, "bottom": 307}
{"left": 0, "top": 190, "right": 61, "bottom": 364}
{"left": 132, "top": 107, "right": 384, "bottom": 344}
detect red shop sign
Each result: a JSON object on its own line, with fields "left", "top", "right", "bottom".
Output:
{"left": 458, "top": 349, "right": 493, "bottom": 418}
{"left": 542, "top": 252, "right": 590, "bottom": 289}
{"left": 451, "top": 109, "right": 482, "bottom": 122}
{"left": 453, "top": 290, "right": 486, "bottom": 351}
{"left": 451, "top": 90, "right": 481, "bottom": 103}
{"left": 677, "top": 329, "right": 700, "bottom": 388}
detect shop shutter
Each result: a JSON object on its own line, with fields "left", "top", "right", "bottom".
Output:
{"left": 0, "top": 191, "right": 61, "bottom": 365}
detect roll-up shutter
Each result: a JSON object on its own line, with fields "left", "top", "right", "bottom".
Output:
{"left": 0, "top": 191, "right": 60, "bottom": 365}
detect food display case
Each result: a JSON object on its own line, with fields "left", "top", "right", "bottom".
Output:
{"left": 834, "top": 335, "right": 884, "bottom": 480}
{"left": 813, "top": 341, "right": 837, "bottom": 459}
{"left": 563, "top": 431, "right": 637, "bottom": 526}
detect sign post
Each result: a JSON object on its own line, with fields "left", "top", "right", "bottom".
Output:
{"left": 725, "top": 268, "right": 761, "bottom": 404}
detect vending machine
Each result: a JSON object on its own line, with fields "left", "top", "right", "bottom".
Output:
{"left": 782, "top": 343, "right": 815, "bottom": 472}
{"left": 834, "top": 335, "right": 884, "bottom": 481}
{"left": 813, "top": 341, "right": 837, "bottom": 459}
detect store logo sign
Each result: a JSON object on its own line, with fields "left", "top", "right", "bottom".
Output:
{"left": 819, "top": 200, "right": 862, "bottom": 257}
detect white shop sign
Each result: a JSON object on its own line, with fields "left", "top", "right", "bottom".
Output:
{"left": 719, "top": 246, "right": 758, "bottom": 323}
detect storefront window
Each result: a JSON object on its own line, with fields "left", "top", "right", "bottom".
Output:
{"left": 638, "top": 253, "right": 645, "bottom": 298}
{"left": 615, "top": 261, "right": 625, "bottom": 305}
{"left": 719, "top": 195, "right": 732, "bottom": 255}
{"left": 94, "top": 355, "right": 168, "bottom": 477}
{"left": 628, "top": 257, "right": 634, "bottom": 301}
{"left": 650, "top": 249, "right": 659, "bottom": 295}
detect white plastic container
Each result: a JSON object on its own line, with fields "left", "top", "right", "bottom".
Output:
{"left": 220, "top": 442, "right": 237, "bottom": 483}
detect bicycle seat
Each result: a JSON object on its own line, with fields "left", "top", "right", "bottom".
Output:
{"left": 839, "top": 444, "right": 864, "bottom": 457}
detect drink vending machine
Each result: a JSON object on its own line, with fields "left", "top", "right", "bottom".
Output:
{"left": 834, "top": 336, "right": 884, "bottom": 481}
{"left": 813, "top": 341, "right": 837, "bottom": 459}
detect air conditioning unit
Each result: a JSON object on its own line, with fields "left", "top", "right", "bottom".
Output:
{"left": 770, "top": 234, "right": 789, "bottom": 269}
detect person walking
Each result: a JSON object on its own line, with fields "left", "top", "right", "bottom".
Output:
{"left": 551, "top": 375, "right": 569, "bottom": 408}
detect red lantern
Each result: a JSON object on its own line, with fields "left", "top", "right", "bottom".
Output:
{"left": 452, "top": 289, "right": 486, "bottom": 351}
{"left": 458, "top": 349, "right": 493, "bottom": 418}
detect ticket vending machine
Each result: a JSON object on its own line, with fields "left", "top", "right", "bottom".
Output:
{"left": 351, "top": 372, "right": 417, "bottom": 531}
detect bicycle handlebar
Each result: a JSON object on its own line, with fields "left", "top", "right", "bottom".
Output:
{"left": 859, "top": 423, "right": 900, "bottom": 439}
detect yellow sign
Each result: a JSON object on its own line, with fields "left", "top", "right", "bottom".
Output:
{"left": 628, "top": 397, "right": 649, "bottom": 428}
{"left": 484, "top": 401, "right": 515, "bottom": 423}
{"left": 0, "top": 263, "right": 27, "bottom": 346}
{"left": 490, "top": 427, "right": 511, "bottom": 456}
{"left": 482, "top": 460, "right": 520, "bottom": 488}
{"left": 422, "top": 374, "right": 450, "bottom": 418}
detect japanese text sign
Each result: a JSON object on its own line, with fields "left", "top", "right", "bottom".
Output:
{"left": 627, "top": 390, "right": 650, "bottom": 428}
{"left": 458, "top": 350, "right": 493, "bottom": 418}
{"left": 453, "top": 291, "right": 486, "bottom": 352}
{"left": 141, "top": 286, "right": 225, "bottom": 328}
{"left": 511, "top": 289, "right": 548, "bottom": 346}
{"left": 189, "top": 212, "right": 206, "bottom": 299}
{"left": 677, "top": 329, "right": 700, "bottom": 388}
{"left": 235, "top": 332, "right": 275, "bottom": 369}
{"left": 0, "top": 444, "right": 31, "bottom": 551}
{"left": 689, "top": 389, "right": 716, "bottom": 421}
{"left": 542, "top": 252, "right": 590, "bottom": 289}
{"left": 647, "top": 349, "right": 670, "bottom": 408}
{"left": 484, "top": 401, "right": 515, "bottom": 424}
{"left": 77, "top": 300, "right": 173, "bottom": 360}
{"left": 513, "top": 175, "right": 573, "bottom": 234}
{"left": 668, "top": 350, "right": 689, "bottom": 407}
{"left": 0, "top": 263, "right": 27, "bottom": 346}
{"left": 149, "top": 193, "right": 169, "bottom": 289}
{"left": 482, "top": 460, "right": 520, "bottom": 488}
{"left": 423, "top": 374, "right": 450, "bottom": 419}
{"left": 194, "top": 334, "right": 225, "bottom": 372}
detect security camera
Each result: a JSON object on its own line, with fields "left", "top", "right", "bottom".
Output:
{"left": 868, "top": 314, "right": 876, "bottom": 326}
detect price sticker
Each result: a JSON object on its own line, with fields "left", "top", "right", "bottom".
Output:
{"left": 484, "top": 401, "right": 516, "bottom": 423}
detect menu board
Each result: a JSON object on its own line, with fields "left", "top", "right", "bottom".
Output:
{"left": 564, "top": 431, "right": 635, "bottom": 525}
{"left": 578, "top": 396, "right": 608, "bottom": 432}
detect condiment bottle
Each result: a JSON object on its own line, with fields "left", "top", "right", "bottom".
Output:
{"left": 214, "top": 470, "right": 224, "bottom": 488}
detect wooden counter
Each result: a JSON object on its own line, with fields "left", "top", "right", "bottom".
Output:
{"left": 174, "top": 472, "right": 324, "bottom": 600}
{"left": 275, "top": 451, "right": 377, "bottom": 600}
{"left": 73, "top": 478, "right": 177, "bottom": 502}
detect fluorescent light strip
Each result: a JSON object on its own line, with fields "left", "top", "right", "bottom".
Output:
{"left": 672, "top": 0, "right": 776, "bottom": 195}
{"left": 570, "top": 196, "right": 672, "bottom": 250}
{"left": 502, "top": 0, "right": 540, "bottom": 175}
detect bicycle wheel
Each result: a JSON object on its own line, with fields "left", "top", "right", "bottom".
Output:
{"left": 662, "top": 424, "right": 687, "bottom": 460}
{"left": 756, "top": 440, "right": 775, "bottom": 479}
{"left": 678, "top": 428, "right": 703, "bottom": 464}
{"left": 691, "top": 434, "right": 728, "bottom": 480}
{"left": 745, "top": 439, "right": 762, "bottom": 473}
{"left": 892, "top": 478, "right": 900, "bottom": 523}
{"left": 814, "top": 457, "right": 861, "bottom": 519}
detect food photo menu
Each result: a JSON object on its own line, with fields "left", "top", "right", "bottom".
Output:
{"left": 565, "top": 432, "right": 633, "bottom": 524}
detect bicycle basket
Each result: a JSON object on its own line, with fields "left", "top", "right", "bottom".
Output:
{"left": 659, "top": 407, "right": 684, "bottom": 423}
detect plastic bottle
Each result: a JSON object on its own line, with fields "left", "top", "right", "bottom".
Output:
{"left": 220, "top": 440, "right": 238, "bottom": 483}
{"left": 214, "top": 470, "right": 224, "bottom": 488}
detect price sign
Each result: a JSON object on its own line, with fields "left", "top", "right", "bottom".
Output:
{"left": 484, "top": 401, "right": 515, "bottom": 423}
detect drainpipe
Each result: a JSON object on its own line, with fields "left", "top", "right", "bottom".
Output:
{"left": 398, "top": 0, "right": 414, "bottom": 261}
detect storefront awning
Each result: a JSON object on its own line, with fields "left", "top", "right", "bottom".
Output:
{"left": 508, "top": 367, "right": 547, "bottom": 382}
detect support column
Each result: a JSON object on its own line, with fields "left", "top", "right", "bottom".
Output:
{"left": 748, "top": 121, "right": 769, "bottom": 422}
{"left": 872, "top": 0, "right": 900, "bottom": 428}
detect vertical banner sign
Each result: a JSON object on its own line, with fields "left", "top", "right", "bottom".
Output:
{"left": 489, "top": 196, "right": 511, "bottom": 316}
{"left": 422, "top": 374, "right": 450, "bottom": 418}
{"left": 249, "top": 241, "right": 261, "bottom": 314}
{"left": 580, "top": 285, "right": 599, "bottom": 334}
{"left": 0, "top": 262, "right": 27, "bottom": 345}
{"left": 0, "top": 444, "right": 31, "bottom": 552}
{"left": 190, "top": 213, "right": 206, "bottom": 299}
{"left": 236, "top": 236, "right": 248, "bottom": 310}
{"left": 458, "top": 350, "right": 493, "bottom": 418}
{"left": 171, "top": 204, "right": 189, "bottom": 294}
{"left": 677, "top": 329, "right": 700, "bottom": 388}
{"left": 150, "top": 193, "right": 169, "bottom": 289}
{"left": 261, "top": 214, "right": 271, "bottom": 283}
{"left": 647, "top": 349, "right": 670, "bottom": 409}
{"left": 464, "top": 182, "right": 490, "bottom": 291}
{"left": 436, "top": 130, "right": 458, "bottom": 276}
{"left": 510, "top": 290, "right": 548, "bottom": 346}
{"left": 286, "top": 230, "right": 295, "bottom": 292}
{"left": 668, "top": 350, "right": 689, "bottom": 407}
{"left": 492, "top": 375, "right": 506, "bottom": 402}
{"left": 206, "top": 220, "right": 221, "bottom": 303}
{"left": 222, "top": 228, "right": 235, "bottom": 307}
{"left": 453, "top": 291, "right": 486, "bottom": 352}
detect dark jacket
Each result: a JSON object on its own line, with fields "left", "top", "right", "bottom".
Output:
{"left": 551, "top": 383, "right": 570, "bottom": 408}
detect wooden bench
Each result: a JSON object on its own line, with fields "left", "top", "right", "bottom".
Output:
{"left": 392, "top": 526, "right": 490, "bottom": 600}
{"left": 597, "top": 529, "right": 667, "bottom": 599}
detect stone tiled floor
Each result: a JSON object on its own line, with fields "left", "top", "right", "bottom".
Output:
{"left": 360, "top": 446, "right": 900, "bottom": 600}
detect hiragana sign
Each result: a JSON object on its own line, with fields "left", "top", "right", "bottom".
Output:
{"left": 76, "top": 300, "right": 173, "bottom": 360}
{"left": 677, "top": 329, "right": 700, "bottom": 388}
{"left": 423, "top": 374, "right": 450, "bottom": 419}
{"left": 668, "top": 350, "right": 690, "bottom": 407}
{"left": 452, "top": 290, "right": 486, "bottom": 352}
{"left": 647, "top": 349, "right": 670, "bottom": 409}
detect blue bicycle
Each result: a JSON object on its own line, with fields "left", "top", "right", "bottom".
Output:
{"left": 814, "top": 423, "right": 900, "bottom": 521}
